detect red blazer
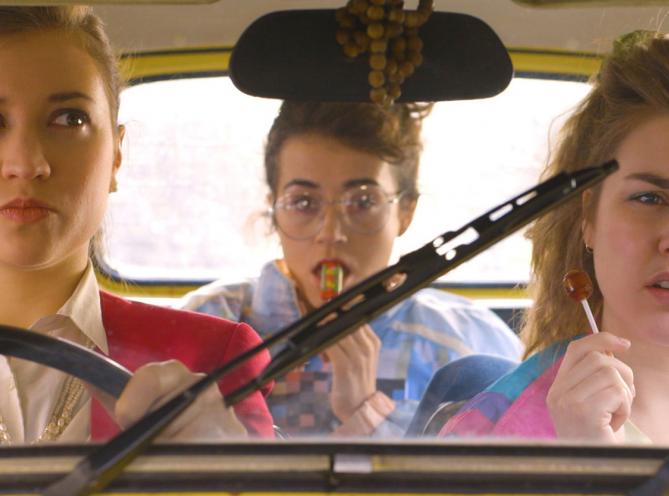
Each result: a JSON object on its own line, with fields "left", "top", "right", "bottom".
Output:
{"left": 91, "top": 291, "right": 274, "bottom": 440}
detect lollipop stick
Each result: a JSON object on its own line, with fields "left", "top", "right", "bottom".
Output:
{"left": 580, "top": 299, "right": 600, "bottom": 334}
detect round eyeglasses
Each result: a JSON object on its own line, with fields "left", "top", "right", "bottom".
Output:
{"left": 271, "top": 184, "right": 404, "bottom": 240}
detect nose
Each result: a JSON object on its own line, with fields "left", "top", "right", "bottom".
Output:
{"left": 314, "top": 204, "right": 348, "bottom": 244}
{"left": 0, "top": 126, "right": 51, "bottom": 181}
{"left": 659, "top": 217, "right": 669, "bottom": 254}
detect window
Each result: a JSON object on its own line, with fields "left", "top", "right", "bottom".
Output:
{"left": 103, "top": 76, "right": 590, "bottom": 287}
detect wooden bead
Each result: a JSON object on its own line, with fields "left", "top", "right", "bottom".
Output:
{"left": 386, "top": 22, "right": 403, "bottom": 38}
{"left": 385, "top": 58, "right": 398, "bottom": 74}
{"left": 388, "top": 9, "right": 405, "bottom": 23}
{"left": 404, "top": 12, "right": 418, "bottom": 27}
{"left": 407, "top": 35, "right": 423, "bottom": 51}
{"left": 367, "top": 22, "right": 385, "bottom": 39}
{"left": 368, "top": 70, "right": 385, "bottom": 87}
{"left": 369, "top": 53, "right": 387, "bottom": 70}
{"left": 388, "top": 83, "right": 402, "bottom": 99}
{"left": 353, "top": 30, "right": 370, "bottom": 51}
{"left": 350, "top": 0, "right": 369, "bottom": 14}
{"left": 370, "top": 87, "right": 387, "bottom": 104}
{"left": 336, "top": 29, "right": 350, "bottom": 46}
{"left": 398, "top": 60, "right": 415, "bottom": 77}
{"left": 370, "top": 39, "right": 387, "bottom": 53}
{"left": 343, "top": 42, "right": 361, "bottom": 58}
{"left": 391, "top": 36, "right": 407, "bottom": 56}
{"left": 366, "top": 5, "right": 385, "bottom": 20}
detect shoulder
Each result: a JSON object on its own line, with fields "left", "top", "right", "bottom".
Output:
{"left": 389, "top": 288, "right": 506, "bottom": 326}
{"left": 100, "top": 291, "right": 260, "bottom": 353}
{"left": 178, "top": 277, "right": 256, "bottom": 316}
{"left": 376, "top": 288, "right": 521, "bottom": 353}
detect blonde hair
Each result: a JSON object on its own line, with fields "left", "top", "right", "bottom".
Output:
{"left": 0, "top": 6, "right": 124, "bottom": 125}
{"left": 521, "top": 32, "right": 669, "bottom": 357}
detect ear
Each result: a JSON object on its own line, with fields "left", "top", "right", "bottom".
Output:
{"left": 581, "top": 189, "right": 594, "bottom": 249}
{"left": 110, "top": 124, "right": 125, "bottom": 193}
{"left": 398, "top": 197, "right": 417, "bottom": 236}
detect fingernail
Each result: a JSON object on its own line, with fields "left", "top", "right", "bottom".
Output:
{"left": 617, "top": 337, "right": 631, "bottom": 347}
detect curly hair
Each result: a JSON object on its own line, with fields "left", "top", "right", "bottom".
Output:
{"left": 264, "top": 101, "right": 433, "bottom": 202}
{"left": 521, "top": 32, "right": 669, "bottom": 357}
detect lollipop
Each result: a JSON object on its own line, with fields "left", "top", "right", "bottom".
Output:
{"left": 563, "top": 269, "right": 600, "bottom": 334}
{"left": 320, "top": 261, "right": 343, "bottom": 301}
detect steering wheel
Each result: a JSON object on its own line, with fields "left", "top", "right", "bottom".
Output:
{"left": 0, "top": 324, "right": 131, "bottom": 399}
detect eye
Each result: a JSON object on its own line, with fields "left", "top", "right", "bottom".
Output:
{"left": 629, "top": 191, "right": 667, "bottom": 205}
{"left": 0, "top": 114, "right": 5, "bottom": 128}
{"left": 50, "top": 109, "right": 91, "bottom": 128}
{"left": 347, "top": 190, "right": 382, "bottom": 213}
{"left": 280, "top": 193, "right": 321, "bottom": 214}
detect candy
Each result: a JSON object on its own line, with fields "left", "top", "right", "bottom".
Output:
{"left": 562, "top": 269, "right": 600, "bottom": 334}
{"left": 320, "top": 261, "right": 343, "bottom": 301}
{"left": 563, "top": 269, "right": 593, "bottom": 302}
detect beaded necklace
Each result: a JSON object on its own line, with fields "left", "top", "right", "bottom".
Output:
{"left": 335, "top": 0, "right": 434, "bottom": 105}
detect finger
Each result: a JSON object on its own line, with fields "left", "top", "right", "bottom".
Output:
{"left": 586, "top": 384, "right": 633, "bottom": 433}
{"left": 565, "top": 366, "right": 633, "bottom": 405}
{"left": 115, "top": 360, "right": 195, "bottom": 428}
{"left": 159, "top": 383, "right": 246, "bottom": 440}
{"left": 553, "top": 351, "right": 634, "bottom": 397}
{"left": 335, "top": 326, "right": 378, "bottom": 357}
{"left": 325, "top": 341, "right": 350, "bottom": 365}
{"left": 556, "top": 333, "right": 631, "bottom": 378}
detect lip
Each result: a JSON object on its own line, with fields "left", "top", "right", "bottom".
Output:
{"left": 645, "top": 272, "right": 669, "bottom": 305}
{"left": 0, "top": 198, "right": 54, "bottom": 224}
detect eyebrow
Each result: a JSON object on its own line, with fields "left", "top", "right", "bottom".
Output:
{"left": 283, "top": 177, "right": 380, "bottom": 191}
{"left": 343, "top": 178, "right": 379, "bottom": 189}
{"left": 0, "top": 92, "right": 93, "bottom": 105}
{"left": 625, "top": 173, "right": 669, "bottom": 189}
{"left": 283, "top": 179, "right": 318, "bottom": 190}
{"left": 48, "top": 91, "right": 94, "bottom": 103}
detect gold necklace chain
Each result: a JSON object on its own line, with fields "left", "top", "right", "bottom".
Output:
{"left": 0, "top": 338, "right": 94, "bottom": 445}
{"left": 0, "top": 374, "right": 86, "bottom": 445}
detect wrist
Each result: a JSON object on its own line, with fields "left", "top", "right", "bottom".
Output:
{"left": 332, "top": 391, "right": 395, "bottom": 437}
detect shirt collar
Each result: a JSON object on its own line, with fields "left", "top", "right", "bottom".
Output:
{"left": 55, "top": 262, "right": 108, "bottom": 354}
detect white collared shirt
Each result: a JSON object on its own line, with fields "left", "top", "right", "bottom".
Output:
{"left": 0, "top": 263, "right": 108, "bottom": 444}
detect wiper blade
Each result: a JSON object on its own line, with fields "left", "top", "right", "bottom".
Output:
{"left": 224, "top": 160, "right": 618, "bottom": 405}
{"left": 42, "top": 160, "right": 617, "bottom": 496}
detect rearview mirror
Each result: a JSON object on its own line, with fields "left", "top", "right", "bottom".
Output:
{"left": 230, "top": 9, "right": 513, "bottom": 102}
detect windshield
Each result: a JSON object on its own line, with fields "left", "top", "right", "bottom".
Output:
{"left": 2, "top": 2, "right": 669, "bottom": 494}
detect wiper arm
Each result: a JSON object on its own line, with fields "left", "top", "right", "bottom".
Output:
{"left": 42, "top": 160, "right": 617, "bottom": 496}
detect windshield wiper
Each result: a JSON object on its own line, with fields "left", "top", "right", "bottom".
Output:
{"left": 42, "top": 160, "right": 617, "bottom": 496}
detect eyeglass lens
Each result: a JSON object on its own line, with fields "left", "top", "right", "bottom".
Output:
{"left": 273, "top": 184, "right": 395, "bottom": 239}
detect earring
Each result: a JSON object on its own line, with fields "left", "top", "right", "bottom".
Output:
{"left": 110, "top": 177, "right": 118, "bottom": 193}
{"left": 584, "top": 244, "right": 593, "bottom": 254}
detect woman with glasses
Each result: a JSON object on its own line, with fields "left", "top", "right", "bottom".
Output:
{"left": 180, "top": 101, "right": 522, "bottom": 437}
